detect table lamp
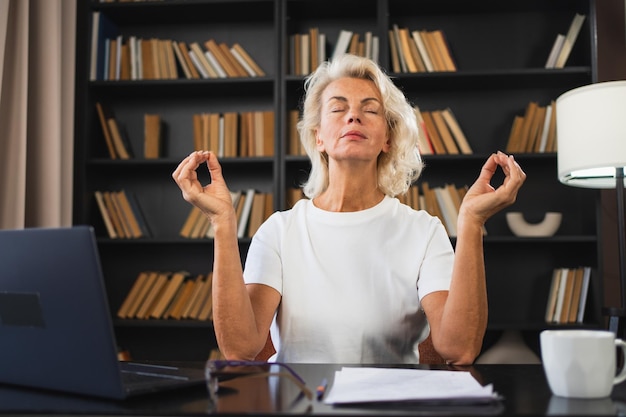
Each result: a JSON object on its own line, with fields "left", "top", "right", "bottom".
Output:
{"left": 556, "top": 80, "right": 626, "bottom": 337}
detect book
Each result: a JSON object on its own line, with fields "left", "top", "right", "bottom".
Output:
{"left": 545, "top": 34, "right": 566, "bottom": 69}
{"left": 189, "top": 42, "right": 218, "bottom": 78}
{"left": 536, "top": 104, "right": 553, "bottom": 153}
{"left": 411, "top": 30, "right": 434, "bottom": 72}
{"left": 420, "top": 30, "right": 445, "bottom": 71}
{"left": 391, "top": 25, "right": 408, "bottom": 73}
{"left": 94, "top": 102, "right": 117, "bottom": 159}
{"left": 431, "top": 110, "right": 459, "bottom": 154}
{"left": 237, "top": 189, "right": 256, "bottom": 238}
{"left": 176, "top": 41, "right": 201, "bottom": 79}
{"left": 114, "top": 190, "right": 143, "bottom": 238}
{"left": 553, "top": 268, "right": 571, "bottom": 323}
{"left": 136, "top": 272, "right": 169, "bottom": 319}
{"left": 171, "top": 41, "right": 193, "bottom": 79}
{"left": 388, "top": 29, "right": 401, "bottom": 73}
{"left": 413, "top": 106, "right": 434, "bottom": 155}
{"left": 204, "top": 39, "right": 239, "bottom": 77}
{"left": 431, "top": 30, "right": 456, "bottom": 71}
{"left": 125, "top": 271, "right": 159, "bottom": 319}
{"left": 567, "top": 267, "right": 585, "bottom": 323}
{"left": 421, "top": 111, "right": 447, "bottom": 154}
{"left": 247, "top": 192, "right": 267, "bottom": 237}
{"left": 397, "top": 27, "right": 421, "bottom": 73}
{"left": 90, "top": 11, "right": 119, "bottom": 81}
{"left": 144, "top": 113, "right": 161, "bottom": 159}
{"left": 94, "top": 190, "right": 117, "bottom": 238}
{"left": 218, "top": 42, "right": 249, "bottom": 77}
{"left": 577, "top": 267, "right": 591, "bottom": 323}
{"left": 101, "top": 191, "right": 126, "bottom": 238}
{"left": 106, "top": 118, "right": 132, "bottom": 159}
{"left": 332, "top": 30, "right": 353, "bottom": 60}
{"left": 554, "top": 14, "right": 586, "bottom": 69}
{"left": 181, "top": 275, "right": 208, "bottom": 319}
{"left": 150, "top": 271, "right": 188, "bottom": 319}
{"left": 167, "top": 278, "right": 198, "bottom": 320}
{"left": 117, "top": 271, "right": 150, "bottom": 319}
{"left": 180, "top": 206, "right": 202, "bottom": 238}
{"left": 545, "top": 268, "right": 562, "bottom": 323}
{"left": 441, "top": 108, "right": 472, "bottom": 154}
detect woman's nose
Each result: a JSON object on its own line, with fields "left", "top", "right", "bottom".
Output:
{"left": 347, "top": 114, "right": 361, "bottom": 124}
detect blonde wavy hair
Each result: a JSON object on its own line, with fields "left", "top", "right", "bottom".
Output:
{"left": 297, "top": 54, "right": 424, "bottom": 199}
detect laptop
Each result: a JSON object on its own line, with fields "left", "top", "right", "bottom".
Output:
{"left": 0, "top": 225, "right": 207, "bottom": 400}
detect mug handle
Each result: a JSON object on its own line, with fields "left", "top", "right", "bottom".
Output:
{"left": 614, "top": 338, "right": 626, "bottom": 385}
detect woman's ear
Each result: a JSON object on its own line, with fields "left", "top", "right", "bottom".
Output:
{"left": 315, "top": 129, "right": 325, "bottom": 151}
{"left": 382, "top": 136, "right": 391, "bottom": 153}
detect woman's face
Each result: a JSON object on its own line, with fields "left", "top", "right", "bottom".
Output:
{"left": 315, "top": 77, "right": 389, "bottom": 164}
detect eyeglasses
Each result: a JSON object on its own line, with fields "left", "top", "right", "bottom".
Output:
{"left": 205, "top": 360, "right": 313, "bottom": 401}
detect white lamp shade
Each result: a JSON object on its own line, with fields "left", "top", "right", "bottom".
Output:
{"left": 556, "top": 80, "right": 626, "bottom": 189}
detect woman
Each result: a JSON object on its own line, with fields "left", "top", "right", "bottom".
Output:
{"left": 172, "top": 54, "right": 526, "bottom": 365}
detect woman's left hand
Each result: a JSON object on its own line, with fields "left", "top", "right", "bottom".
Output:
{"left": 460, "top": 151, "right": 527, "bottom": 225}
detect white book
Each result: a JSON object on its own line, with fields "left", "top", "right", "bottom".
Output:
{"left": 205, "top": 50, "right": 228, "bottom": 78}
{"left": 188, "top": 50, "right": 210, "bottom": 79}
{"left": 115, "top": 34, "right": 123, "bottom": 80}
{"left": 433, "top": 186, "right": 458, "bottom": 237}
{"left": 237, "top": 189, "right": 257, "bottom": 238}
{"left": 554, "top": 14, "right": 586, "bottom": 69}
{"left": 128, "top": 36, "right": 138, "bottom": 80}
{"left": 218, "top": 115, "right": 225, "bottom": 158}
{"left": 318, "top": 33, "right": 326, "bottom": 64}
{"left": 411, "top": 30, "right": 434, "bottom": 72}
{"left": 332, "top": 29, "right": 353, "bottom": 60}
{"left": 89, "top": 11, "right": 100, "bottom": 81}
{"left": 577, "top": 267, "right": 591, "bottom": 323}
{"left": 545, "top": 34, "right": 565, "bottom": 69}
{"left": 230, "top": 47, "right": 256, "bottom": 77}
{"left": 371, "top": 35, "right": 379, "bottom": 64}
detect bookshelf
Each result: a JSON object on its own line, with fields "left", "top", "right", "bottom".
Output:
{"left": 74, "top": 0, "right": 601, "bottom": 361}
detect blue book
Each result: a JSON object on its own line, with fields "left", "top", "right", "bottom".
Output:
{"left": 90, "top": 11, "right": 119, "bottom": 81}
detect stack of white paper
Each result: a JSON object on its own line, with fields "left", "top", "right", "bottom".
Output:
{"left": 323, "top": 367, "right": 499, "bottom": 405}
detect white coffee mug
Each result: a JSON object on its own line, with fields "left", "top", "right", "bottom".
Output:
{"left": 540, "top": 329, "right": 626, "bottom": 398}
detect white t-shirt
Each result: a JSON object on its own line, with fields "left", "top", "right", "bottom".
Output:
{"left": 243, "top": 195, "right": 453, "bottom": 363}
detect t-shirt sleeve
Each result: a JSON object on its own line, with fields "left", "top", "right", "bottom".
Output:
{"left": 416, "top": 218, "right": 454, "bottom": 300}
{"left": 243, "top": 211, "right": 284, "bottom": 294}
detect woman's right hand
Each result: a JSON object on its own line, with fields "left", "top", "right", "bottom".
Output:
{"left": 172, "top": 151, "right": 235, "bottom": 224}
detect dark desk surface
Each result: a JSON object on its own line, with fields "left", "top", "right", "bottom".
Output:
{"left": 2, "top": 363, "right": 626, "bottom": 416}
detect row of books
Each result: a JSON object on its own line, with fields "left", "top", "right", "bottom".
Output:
{"left": 117, "top": 271, "right": 214, "bottom": 321}
{"left": 95, "top": 190, "right": 150, "bottom": 239}
{"left": 289, "top": 28, "right": 382, "bottom": 75}
{"left": 193, "top": 111, "right": 274, "bottom": 158}
{"left": 96, "top": 102, "right": 163, "bottom": 159}
{"left": 545, "top": 266, "right": 591, "bottom": 324}
{"left": 389, "top": 25, "right": 456, "bottom": 73}
{"left": 397, "top": 182, "right": 479, "bottom": 237}
{"left": 90, "top": 12, "right": 264, "bottom": 81}
{"left": 415, "top": 107, "right": 472, "bottom": 155}
{"left": 505, "top": 100, "right": 557, "bottom": 154}
{"left": 545, "top": 13, "right": 586, "bottom": 69}
{"left": 180, "top": 190, "right": 274, "bottom": 240}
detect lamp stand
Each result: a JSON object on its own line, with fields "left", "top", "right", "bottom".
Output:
{"left": 605, "top": 167, "right": 626, "bottom": 339}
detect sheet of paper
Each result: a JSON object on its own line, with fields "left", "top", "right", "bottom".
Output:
{"left": 323, "top": 367, "right": 498, "bottom": 404}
